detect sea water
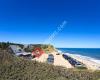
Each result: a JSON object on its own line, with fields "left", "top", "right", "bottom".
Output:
{"left": 57, "top": 48, "right": 100, "bottom": 64}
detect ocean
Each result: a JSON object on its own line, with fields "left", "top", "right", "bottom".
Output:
{"left": 57, "top": 48, "right": 100, "bottom": 61}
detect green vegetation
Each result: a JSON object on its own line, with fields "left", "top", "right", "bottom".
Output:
{"left": 41, "top": 44, "right": 55, "bottom": 53}
{"left": 0, "top": 49, "right": 100, "bottom": 80}
{"left": 0, "top": 42, "right": 24, "bottom": 50}
{"left": 24, "top": 44, "right": 55, "bottom": 53}
{"left": 0, "top": 42, "right": 55, "bottom": 53}
{"left": 76, "top": 66, "right": 87, "bottom": 69}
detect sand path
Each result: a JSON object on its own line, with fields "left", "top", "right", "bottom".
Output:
{"left": 32, "top": 52, "right": 73, "bottom": 68}
{"left": 52, "top": 52, "right": 73, "bottom": 68}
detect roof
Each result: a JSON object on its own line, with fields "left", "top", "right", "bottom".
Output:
{"left": 9, "top": 45, "right": 31, "bottom": 56}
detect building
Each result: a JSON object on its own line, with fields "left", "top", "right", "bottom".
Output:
{"left": 9, "top": 45, "right": 31, "bottom": 57}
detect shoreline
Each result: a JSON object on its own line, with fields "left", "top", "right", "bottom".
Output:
{"left": 64, "top": 52, "right": 100, "bottom": 70}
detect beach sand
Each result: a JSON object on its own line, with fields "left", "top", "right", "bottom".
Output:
{"left": 66, "top": 53, "right": 100, "bottom": 70}
{"left": 32, "top": 51, "right": 100, "bottom": 70}
{"left": 32, "top": 53, "right": 48, "bottom": 63}
{"left": 32, "top": 52, "right": 73, "bottom": 68}
{"left": 52, "top": 52, "right": 73, "bottom": 68}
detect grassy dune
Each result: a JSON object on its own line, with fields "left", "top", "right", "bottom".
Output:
{"left": 0, "top": 50, "right": 100, "bottom": 80}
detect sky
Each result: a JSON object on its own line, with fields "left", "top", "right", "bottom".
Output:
{"left": 0, "top": 0, "right": 100, "bottom": 48}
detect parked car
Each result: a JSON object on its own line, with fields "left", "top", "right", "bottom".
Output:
{"left": 62, "top": 54, "right": 71, "bottom": 60}
{"left": 47, "top": 54, "right": 54, "bottom": 64}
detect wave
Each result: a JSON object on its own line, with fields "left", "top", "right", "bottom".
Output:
{"left": 64, "top": 52, "right": 100, "bottom": 65}
{"left": 57, "top": 49, "right": 100, "bottom": 65}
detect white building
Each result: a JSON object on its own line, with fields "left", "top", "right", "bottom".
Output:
{"left": 9, "top": 45, "right": 31, "bottom": 56}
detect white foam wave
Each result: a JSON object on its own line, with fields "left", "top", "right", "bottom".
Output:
{"left": 64, "top": 52, "right": 100, "bottom": 65}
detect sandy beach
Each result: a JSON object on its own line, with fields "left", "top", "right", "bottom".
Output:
{"left": 32, "top": 52, "right": 73, "bottom": 68}
{"left": 66, "top": 53, "right": 100, "bottom": 70}
{"left": 52, "top": 52, "right": 73, "bottom": 68}
{"left": 32, "top": 51, "right": 100, "bottom": 70}
{"left": 32, "top": 53, "right": 48, "bottom": 63}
